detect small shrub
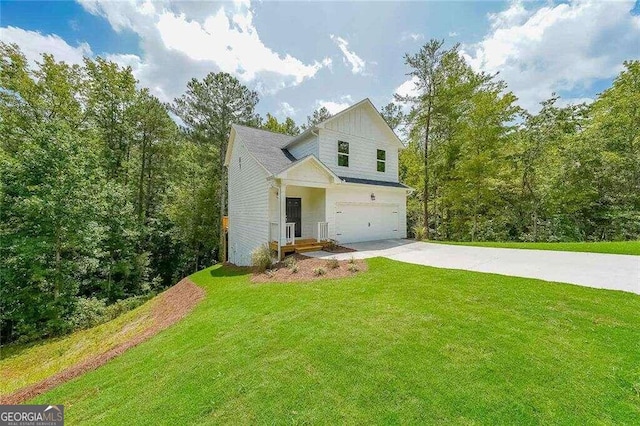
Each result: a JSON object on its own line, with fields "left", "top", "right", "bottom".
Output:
{"left": 313, "top": 267, "right": 326, "bottom": 276}
{"left": 348, "top": 264, "right": 359, "bottom": 273}
{"left": 326, "top": 257, "right": 339, "bottom": 269}
{"left": 70, "top": 297, "right": 107, "bottom": 330}
{"left": 283, "top": 255, "right": 297, "bottom": 269}
{"left": 348, "top": 255, "right": 356, "bottom": 264}
{"left": 413, "top": 225, "right": 426, "bottom": 241}
{"left": 290, "top": 264, "right": 299, "bottom": 273}
{"left": 103, "top": 294, "right": 152, "bottom": 321}
{"left": 324, "top": 239, "right": 337, "bottom": 251}
{"left": 265, "top": 269, "right": 275, "bottom": 278}
{"left": 252, "top": 244, "right": 273, "bottom": 272}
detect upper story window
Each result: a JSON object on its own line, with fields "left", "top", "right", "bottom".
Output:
{"left": 338, "top": 141, "right": 349, "bottom": 167}
{"left": 239, "top": 157, "right": 242, "bottom": 170}
{"left": 377, "top": 149, "right": 386, "bottom": 172}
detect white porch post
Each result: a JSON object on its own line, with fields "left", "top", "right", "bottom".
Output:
{"left": 279, "top": 182, "right": 286, "bottom": 260}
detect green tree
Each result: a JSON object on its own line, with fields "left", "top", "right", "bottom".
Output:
{"left": 84, "top": 57, "right": 137, "bottom": 180}
{"left": 0, "top": 44, "right": 184, "bottom": 342}
{"left": 566, "top": 61, "right": 640, "bottom": 239}
{"left": 261, "top": 113, "right": 300, "bottom": 135}
{"left": 1, "top": 45, "right": 104, "bottom": 339}
{"left": 380, "top": 102, "right": 404, "bottom": 131}
{"left": 301, "top": 106, "right": 332, "bottom": 130}
{"left": 514, "top": 96, "right": 587, "bottom": 241}
{"left": 171, "top": 72, "right": 259, "bottom": 262}
{"left": 130, "top": 89, "right": 178, "bottom": 222}
{"left": 447, "top": 77, "right": 519, "bottom": 241}
{"left": 396, "top": 39, "right": 449, "bottom": 238}
{"left": 397, "top": 40, "right": 520, "bottom": 241}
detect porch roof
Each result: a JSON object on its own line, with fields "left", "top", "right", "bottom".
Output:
{"left": 274, "top": 154, "right": 341, "bottom": 182}
{"left": 339, "top": 176, "right": 411, "bottom": 189}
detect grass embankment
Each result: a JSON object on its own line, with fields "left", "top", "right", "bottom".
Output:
{"left": 1, "top": 279, "right": 203, "bottom": 402}
{"left": 440, "top": 240, "right": 640, "bottom": 255}
{"left": 26, "top": 259, "right": 640, "bottom": 424}
{"left": 1, "top": 303, "right": 155, "bottom": 396}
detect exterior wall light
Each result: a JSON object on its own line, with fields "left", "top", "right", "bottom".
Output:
{"left": 370, "top": 193, "right": 375, "bottom": 201}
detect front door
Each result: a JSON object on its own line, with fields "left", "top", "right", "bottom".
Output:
{"left": 286, "top": 197, "right": 302, "bottom": 238}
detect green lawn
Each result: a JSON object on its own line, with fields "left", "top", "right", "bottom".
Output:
{"left": 438, "top": 240, "right": 640, "bottom": 255}
{"left": 33, "top": 259, "right": 640, "bottom": 424}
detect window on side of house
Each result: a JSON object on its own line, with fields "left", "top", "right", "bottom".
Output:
{"left": 338, "top": 141, "right": 349, "bottom": 167}
{"left": 376, "top": 149, "right": 386, "bottom": 172}
{"left": 239, "top": 157, "right": 242, "bottom": 170}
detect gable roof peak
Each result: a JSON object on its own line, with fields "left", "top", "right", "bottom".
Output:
{"left": 286, "top": 98, "right": 403, "bottom": 148}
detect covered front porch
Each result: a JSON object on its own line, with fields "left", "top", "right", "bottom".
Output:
{"left": 268, "top": 184, "right": 330, "bottom": 259}
{"left": 267, "top": 156, "right": 342, "bottom": 260}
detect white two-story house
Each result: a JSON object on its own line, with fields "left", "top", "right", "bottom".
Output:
{"left": 224, "top": 98, "right": 410, "bottom": 265}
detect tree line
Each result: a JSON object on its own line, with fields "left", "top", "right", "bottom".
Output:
{"left": 397, "top": 40, "right": 639, "bottom": 243}
{"left": 0, "top": 42, "right": 337, "bottom": 344}
{"left": 1, "top": 40, "right": 638, "bottom": 343}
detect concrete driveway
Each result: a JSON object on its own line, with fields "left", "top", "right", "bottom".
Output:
{"left": 305, "top": 239, "right": 640, "bottom": 295}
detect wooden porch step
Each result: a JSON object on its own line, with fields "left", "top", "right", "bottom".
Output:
{"left": 269, "top": 239, "right": 328, "bottom": 259}
{"left": 295, "top": 244, "right": 324, "bottom": 253}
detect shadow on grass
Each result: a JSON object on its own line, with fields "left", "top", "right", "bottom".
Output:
{"left": 0, "top": 338, "right": 51, "bottom": 361}
{"left": 208, "top": 264, "right": 252, "bottom": 279}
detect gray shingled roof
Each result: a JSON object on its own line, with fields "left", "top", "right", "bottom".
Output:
{"left": 232, "top": 124, "right": 295, "bottom": 174}
{"left": 339, "top": 176, "right": 410, "bottom": 189}
{"left": 232, "top": 124, "right": 410, "bottom": 190}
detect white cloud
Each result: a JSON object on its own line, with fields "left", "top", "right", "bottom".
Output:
{"left": 330, "top": 34, "right": 366, "bottom": 74}
{"left": 394, "top": 76, "right": 419, "bottom": 99}
{"left": 401, "top": 32, "right": 424, "bottom": 42}
{"left": 78, "top": 0, "right": 331, "bottom": 101}
{"left": 556, "top": 97, "right": 594, "bottom": 108}
{"left": 316, "top": 95, "right": 353, "bottom": 114}
{"left": 461, "top": 0, "right": 640, "bottom": 112}
{"left": 277, "top": 101, "right": 296, "bottom": 118}
{"left": 392, "top": 76, "right": 420, "bottom": 113}
{"left": 0, "top": 26, "right": 92, "bottom": 66}
{"left": 156, "top": 9, "right": 328, "bottom": 84}
{"left": 448, "top": 31, "right": 459, "bottom": 37}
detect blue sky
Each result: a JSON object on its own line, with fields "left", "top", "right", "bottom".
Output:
{"left": 1, "top": 0, "right": 639, "bottom": 121}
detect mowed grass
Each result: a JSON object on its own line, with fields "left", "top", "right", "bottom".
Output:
{"left": 1, "top": 297, "right": 157, "bottom": 395}
{"left": 33, "top": 259, "right": 640, "bottom": 424}
{"left": 440, "top": 240, "right": 640, "bottom": 255}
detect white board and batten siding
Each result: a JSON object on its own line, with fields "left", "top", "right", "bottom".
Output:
{"left": 282, "top": 186, "right": 326, "bottom": 238}
{"left": 325, "top": 185, "right": 407, "bottom": 244}
{"left": 288, "top": 134, "right": 318, "bottom": 160}
{"left": 227, "top": 141, "right": 270, "bottom": 266}
{"left": 318, "top": 106, "right": 400, "bottom": 183}
{"left": 227, "top": 100, "right": 408, "bottom": 265}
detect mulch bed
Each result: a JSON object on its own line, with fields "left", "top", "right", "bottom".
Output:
{"left": 251, "top": 253, "right": 367, "bottom": 283}
{"left": 1, "top": 278, "right": 205, "bottom": 405}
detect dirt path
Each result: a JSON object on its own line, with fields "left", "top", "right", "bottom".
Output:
{"left": 1, "top": 278, "right": 205, "bottom": 404}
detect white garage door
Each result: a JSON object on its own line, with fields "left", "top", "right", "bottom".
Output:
{"left": 335, "top": 203, "right": 399, "bottom": 243}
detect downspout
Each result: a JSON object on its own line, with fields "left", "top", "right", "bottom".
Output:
{"left": 277, "top": 182, "right": 282, "bottom": 261}
{"left": 269, "top": 181, "right": 282, "bottom": 261}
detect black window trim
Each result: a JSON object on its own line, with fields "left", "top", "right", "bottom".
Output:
{"left": 338, "top": 140, "right": 349, "bottom": 167}
{"left": 376, "top": 149, "right": 386, "bottom": 172}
